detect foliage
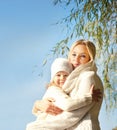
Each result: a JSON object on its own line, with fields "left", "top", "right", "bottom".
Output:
{"left": 113, "top": 126, "right": 117, "bottom": 130}
{"left": 49, "top": 0, "right": 117, "bottom": 111}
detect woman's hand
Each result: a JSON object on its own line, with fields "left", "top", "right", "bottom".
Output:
{"left": 90, "top": 85, "right": 102, "bottom": 102}
{"left": 32, "top": 98, "right": 63, "bottom": 115}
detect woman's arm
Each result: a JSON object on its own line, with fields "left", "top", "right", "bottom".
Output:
{"left": 32, "top": 98, "right": 63, "bottom": 116}
{"left": 32, "top": 85, "right": 91, "bottom": 116}
{"left": 44, "top": 86, "right": 94, "bottom": 111}
{"left": 32, "top": 81, "right": 101, "bottom": 115}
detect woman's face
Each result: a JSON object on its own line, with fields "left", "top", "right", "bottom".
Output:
{"left": 69, "top": 44, "right": 90, "bottom": 69}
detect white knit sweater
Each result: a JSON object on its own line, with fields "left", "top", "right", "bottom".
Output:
{"left": 26, "top": 61, "right": 103, "bottom": 130}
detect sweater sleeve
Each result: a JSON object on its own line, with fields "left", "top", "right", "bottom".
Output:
{"left": 42, "top": 86, "right": 92, "bottom": 111}
{"left": 54, "top": 93, "right": 92, "bottom": 111}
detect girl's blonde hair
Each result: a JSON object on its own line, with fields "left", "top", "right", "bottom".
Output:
{"left": 68, "top": 39, "right": 96, "bottom": 61}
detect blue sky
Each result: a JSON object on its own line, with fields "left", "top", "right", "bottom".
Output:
{"left": 0, "top": 1, "right": 117, "bottom": 130}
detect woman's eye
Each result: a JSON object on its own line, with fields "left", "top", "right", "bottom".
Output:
{"left": 72, "top": 53, "right": 76, "bottom": 57}
{"left": 56, "top": 74, "right": 60, "bottom": 77}
{"left": 80, "top": 55, "right": 86, "bottom": 58}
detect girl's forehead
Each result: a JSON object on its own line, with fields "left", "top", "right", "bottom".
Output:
{"left": 56, "top": 71, "right": 69, "bottom": 74}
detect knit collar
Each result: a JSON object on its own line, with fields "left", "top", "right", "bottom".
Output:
{"left": 62, "top": 61, "right": 97, "bottom": 93}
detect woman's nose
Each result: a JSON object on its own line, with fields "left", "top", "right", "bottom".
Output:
{"left": 75, "top": 56, "right": 80, "bottom": 62}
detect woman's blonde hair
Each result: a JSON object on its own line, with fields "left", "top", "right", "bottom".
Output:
{"left": 68, "top": 39, "right": 96, "bottom": 61}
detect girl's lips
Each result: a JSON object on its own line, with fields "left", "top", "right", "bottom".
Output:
{"left": 60, "top": 81, "right": 65, "bottom": 84}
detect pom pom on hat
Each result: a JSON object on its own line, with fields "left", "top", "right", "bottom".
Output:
{"left": 51, "top": 58, "right": 73, "bottom": 81}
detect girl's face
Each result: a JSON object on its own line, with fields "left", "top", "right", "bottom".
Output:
{"left": 53, "top": 71, "right": 69, "bottom": 88}
{"left": 69, "top": 44, "right": 90, "bottom": 69}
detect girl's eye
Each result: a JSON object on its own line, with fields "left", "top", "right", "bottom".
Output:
{"left": 63, "top": 74, "right": 68, "bottom": 77}
{"left": 64, "top": 75, "right": 68, "bottom": 77}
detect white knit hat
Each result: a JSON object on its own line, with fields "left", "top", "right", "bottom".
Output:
{"left": 51, "top": 58, "right": 73, "bottom": 81}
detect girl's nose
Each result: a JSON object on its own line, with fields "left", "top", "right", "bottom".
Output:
{"left": 60, "top": 75, "right": 64, "bottom": 79}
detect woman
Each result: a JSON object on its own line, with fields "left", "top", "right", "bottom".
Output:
{"left": 31, "top": 39, "right": 103, "bottom": 130}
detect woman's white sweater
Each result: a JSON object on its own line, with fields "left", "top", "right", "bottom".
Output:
{"left": 63, "top": 61, "right": 104, "bottom": 130}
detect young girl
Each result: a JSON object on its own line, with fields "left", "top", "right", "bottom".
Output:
{"left": 26, "top": 57, "right": 94, "bottom": 130}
